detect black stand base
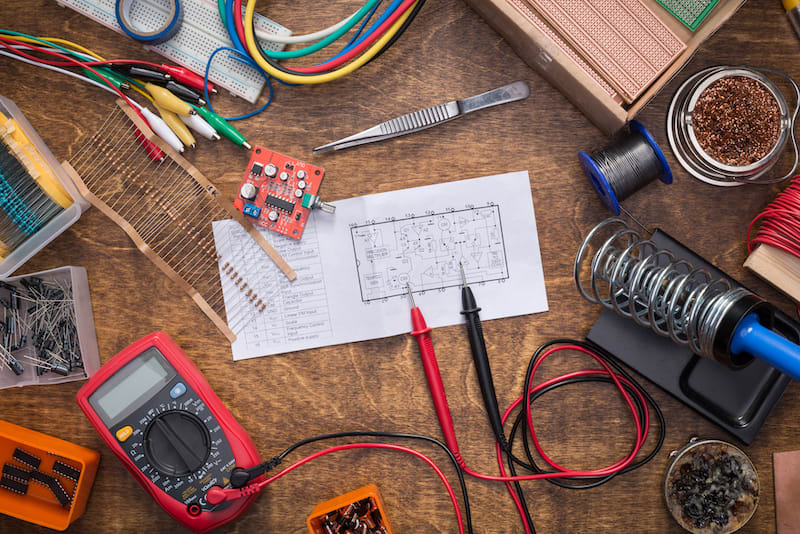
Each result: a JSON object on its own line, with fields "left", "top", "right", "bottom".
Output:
{"left": 586, "top": 229, "right": 792, "bottom": 444}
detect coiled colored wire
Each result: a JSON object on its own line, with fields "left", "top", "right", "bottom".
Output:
{"left": 242, "top": 0, "right": 419, "bottom": 84}
{"left": 747, "top": 175, "right": 800, "bottom": 256}
{"left": 203, "top": 46, "right": 273, "bottom": 121}
{"left": 405, "top": 337, "right": 662, "bottom": 534}
{"left": 501, "top": 340, "right": 665, "bottom": 533}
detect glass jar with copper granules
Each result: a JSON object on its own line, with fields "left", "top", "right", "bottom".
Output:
{"left": 667, "top": 66, "right": 796, "bottom": 186}
{"left": 664, "top": 438, "right": 759, "bottom": 534}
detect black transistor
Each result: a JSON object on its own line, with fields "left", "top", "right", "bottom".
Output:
{"left": 250, "top": 162, "right": 264, "bottom": 176}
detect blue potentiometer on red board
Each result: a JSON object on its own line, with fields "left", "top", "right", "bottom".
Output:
{"left": 233, "top": 146, "right": 335, "bottom": 240}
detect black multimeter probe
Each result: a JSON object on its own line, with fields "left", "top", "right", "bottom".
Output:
{"left": 459, "top": 262, "right": 507, "bottom": 450}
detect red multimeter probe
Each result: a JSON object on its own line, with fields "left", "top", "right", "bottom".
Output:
{"left": 76, "top": 332, "right": 261, "bottom": 533}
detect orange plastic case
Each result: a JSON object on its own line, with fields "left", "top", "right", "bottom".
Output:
{"left": 0, "top": 420, "right": 99, "bottom": 530}
{"left": 307, "top": 484, "right": 394, "bottom": 534}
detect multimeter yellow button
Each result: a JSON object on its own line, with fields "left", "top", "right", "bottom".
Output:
{"left": 116, "top": 426, "right": 133, "bottom": 442}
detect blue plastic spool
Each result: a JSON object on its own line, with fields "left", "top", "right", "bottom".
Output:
{"left": 579, "top": 121, "right": 672, "bottom": 215}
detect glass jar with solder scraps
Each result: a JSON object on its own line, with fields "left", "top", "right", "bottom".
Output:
{"left": 667, "top": 66, "right": 798, "bottom": 186}
{"left": 664, "top": 438, "right": 759, "bottom": 534}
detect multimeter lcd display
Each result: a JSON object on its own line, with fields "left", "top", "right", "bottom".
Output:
{"left": 89, "top": 348, "right": 174, "bottom": 426}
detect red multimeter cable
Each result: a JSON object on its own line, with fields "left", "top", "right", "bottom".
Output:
{"left": 405, "top": 289, "right": 657, "bottom": 534}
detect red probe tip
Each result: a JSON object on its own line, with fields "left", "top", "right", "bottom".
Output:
{"left": 205, "top": 486, "right": 228, "bottom": 505}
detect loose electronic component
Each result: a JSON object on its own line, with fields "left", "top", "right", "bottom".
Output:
{"left": 234, "top": 146, "right": 335, "bottom": 240}
{"left": 48, "top": 477, "right": 71, "bottom": 507}
{"left": 13, "top": 448, "right": 41, "bottom": 470}
{"left": 64, "top": 102, "right": 294, "bottom": 341}
{"left": 0, "top": 477, "right": 27, "bottom": 495}
{"left": 52, "top": 461, "right": 81, "bottom": 482}
{"left": 2, "top": 463, "right": 30, "bottom": 482}
{"left": 28, "top": 469, "right": 54, "bottom": 487}
{"left": 76, "top": 332, "right": 262, "bottom": 533}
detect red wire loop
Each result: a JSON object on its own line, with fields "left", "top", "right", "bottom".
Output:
{"left": 747, "top": 174, "right": 800, "bottom": 257}
{"left": 253, "top": 443, "right": 465, "bottom": 533}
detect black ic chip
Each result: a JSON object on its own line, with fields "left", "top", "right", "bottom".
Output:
{"left": 53, "top": 461, "right": 81, "bottom": 481}
{"left": 0, "top": 476, "right": 27, "bottom": 495}
{"left": 2, "top": 463, "right": 30, "bottom": 482}
{"left": 12, "top": 448, "right": 40, "bottom": 470}
{"left": 265, "top": 195, "right": 294, "bottom": 213}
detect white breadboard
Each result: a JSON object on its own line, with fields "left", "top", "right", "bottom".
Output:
{"left": 56, "top": 0, "right": 290, "bottom": 103}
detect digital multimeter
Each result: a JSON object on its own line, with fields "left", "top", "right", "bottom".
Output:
{"left": 76, "top": 332, "right": 261, "bottom": 533}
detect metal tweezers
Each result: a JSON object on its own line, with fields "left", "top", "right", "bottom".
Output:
{"left": 312, "top": 81, "right": 530, "bottom": 155}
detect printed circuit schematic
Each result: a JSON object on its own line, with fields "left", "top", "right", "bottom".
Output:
{"left": 350, "top": 205, "right": 509, "bottom": 301}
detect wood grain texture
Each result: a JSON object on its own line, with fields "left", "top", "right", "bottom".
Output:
{"left": 0, "top": 0, "right": 797, "bottom": 532}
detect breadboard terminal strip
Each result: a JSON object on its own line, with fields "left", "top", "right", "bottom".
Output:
{"left": 62, "top": 100, "right": 295, "bottom": 341}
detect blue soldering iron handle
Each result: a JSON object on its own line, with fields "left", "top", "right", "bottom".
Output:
{"left": 730, "top": 313, "right": 800, "bottom": 382}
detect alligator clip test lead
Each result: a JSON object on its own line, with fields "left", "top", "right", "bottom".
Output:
{"left": 158, "top": 63, "right": 216, "bottom": 93}
{"left": 163, "top": 80, "right": 206, "bottom": 106}
{"left": 194, "top": 105, "right": 251, "bottom": 149}
{"left": 110, "top": 64, "right": 170, "bottom": 83}
{"left": 406, "top": 282, "right": 461, "bottom": 457}
{"left": 459, "top": 262, "right": 507, "bottom": 450}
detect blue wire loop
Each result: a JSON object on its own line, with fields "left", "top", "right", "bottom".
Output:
{"left": 204, "top": 46, "right": 273, "bottom": 121}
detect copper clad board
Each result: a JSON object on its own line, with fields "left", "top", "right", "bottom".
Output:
{"left": 524, "top": 0, "right": 686, "bottom": 103}
{"left": 505, "top": 0, "right": 620, "bottom": 100}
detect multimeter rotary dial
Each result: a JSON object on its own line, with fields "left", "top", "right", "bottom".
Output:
{"left": 143, "top": 410, "right": 211, "bottom": 476}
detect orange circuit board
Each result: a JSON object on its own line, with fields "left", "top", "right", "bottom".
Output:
{"left": 233, "top": 146, "right": 327, "bottom": 240}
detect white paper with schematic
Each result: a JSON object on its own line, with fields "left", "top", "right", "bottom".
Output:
{"left": 213, "top": 170, "right": 548, "bottom": 359}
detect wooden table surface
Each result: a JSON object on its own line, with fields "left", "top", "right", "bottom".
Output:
{"left": 0, "top": 0, "right": 798, "bottom": 532}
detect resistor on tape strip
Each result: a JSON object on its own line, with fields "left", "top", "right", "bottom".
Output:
{"left": 116, "top": 0, "right": 184, "bottom": 45}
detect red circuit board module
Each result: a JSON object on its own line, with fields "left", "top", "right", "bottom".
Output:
{"left": 233, "top": 146, "right": 329, "bottom": 240}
